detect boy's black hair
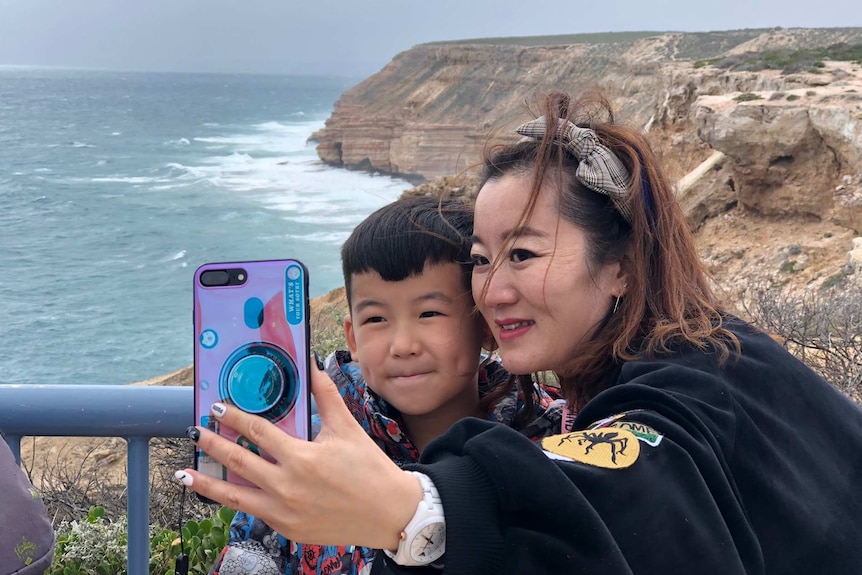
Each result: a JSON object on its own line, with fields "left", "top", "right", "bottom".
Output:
{"left": 341, "top": 195, "right": 473, "bottom": 309}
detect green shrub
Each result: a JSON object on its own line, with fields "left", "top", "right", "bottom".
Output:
{"left": 705, "top": 43, "right": 862, "bottom": 74}
{"left": 172, "top": 505, "right": 236, "bottom": 575}
{"left": 310, "top": 299, "right": 348, "bottom": 357}
{"left": 48, "top": 505, "right": 236, "bottom": 575}
{"left": 693, "top": 57, "right": 722, "bottom": 69}
{"left": 786, "top": 94, "right": 800, "bottom": 101}
{"left": 821, "top": 266, "right": 855, "bottom": 290}
{"left": 734, "top": 92, "right": 763, "bottom": 102}
{"left": 779, "top": 260, "right": 798, "bottom": 273}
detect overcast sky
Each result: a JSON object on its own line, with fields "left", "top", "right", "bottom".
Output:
{"left": 0, "top": 0, "right": 859, "bottom": 77}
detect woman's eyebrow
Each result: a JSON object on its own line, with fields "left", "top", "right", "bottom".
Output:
{"left": 472, "top": 226, "right": 546, "bottom": 245}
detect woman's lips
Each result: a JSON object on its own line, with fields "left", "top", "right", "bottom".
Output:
{"left": 495, "top": 319, "right": 534, "bottom": 341}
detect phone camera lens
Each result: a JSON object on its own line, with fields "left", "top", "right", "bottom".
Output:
{"left": 200, "top": 270, "right": 230, "bottom": 286}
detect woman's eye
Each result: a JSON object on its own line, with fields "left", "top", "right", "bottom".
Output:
{"left": 419, "top": 311, "right": 442, "bottom": 319}
{"left": 470, "top": 254, "right": 490, "bottom": 267}
{"left": 510, "top": 249, "right": 535, "bottom": 263}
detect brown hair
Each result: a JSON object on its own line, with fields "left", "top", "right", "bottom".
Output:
{"left": 478, "top": 90, "right": 738, "bottom": 410}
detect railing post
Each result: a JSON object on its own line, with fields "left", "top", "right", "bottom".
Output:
{"left": 3, "top": 434, "right": 22, "bottom": 464}
{"left": 127, "top": 436, "right": 151, "bottom": 575}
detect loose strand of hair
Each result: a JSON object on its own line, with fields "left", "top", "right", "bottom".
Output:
{"left": 559, "top": 118, "right": 740, "bottom": 409}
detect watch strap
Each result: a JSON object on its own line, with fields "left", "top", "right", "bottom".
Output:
{"left": 383, "top": 471, "right": 445, "bottom": 566}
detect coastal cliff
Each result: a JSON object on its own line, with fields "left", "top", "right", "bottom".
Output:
{"left": 315, "top": 28, "right": 862, "bottom": 235}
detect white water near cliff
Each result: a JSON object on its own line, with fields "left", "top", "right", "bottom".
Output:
{"left": 0, "top": 68, "right": 410, "bottom": 385}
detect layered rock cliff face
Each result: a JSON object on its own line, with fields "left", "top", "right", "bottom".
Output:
{"left": 315, "top": 28, "right": 862, "bottom": 236}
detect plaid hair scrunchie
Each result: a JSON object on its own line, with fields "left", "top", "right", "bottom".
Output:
{"left": 517, "top": 116, "right": 634, "bottom": 223}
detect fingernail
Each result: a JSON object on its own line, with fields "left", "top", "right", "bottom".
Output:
{"left": 186, "top": 426, "right": 200, "bottom": 441}
{"left": 211, "top": 402, "right": 227, "bottom": 417}
{"left": 313, "top": 350, "right": 324, "bottom": 371}
{"left": 174, "top": 470, "right": 194, "bottom": 487}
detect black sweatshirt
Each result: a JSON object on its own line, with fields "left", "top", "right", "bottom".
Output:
{"left": 385, "top": 319, "right": 862, "bottom": 574}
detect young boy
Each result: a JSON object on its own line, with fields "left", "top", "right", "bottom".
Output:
{"left": 210, "top": 195, "right": 560, "bottom": 575}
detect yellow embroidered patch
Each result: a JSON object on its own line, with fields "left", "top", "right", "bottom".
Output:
{"left": 541, "top": 429, "right": 640, "bottom": 469}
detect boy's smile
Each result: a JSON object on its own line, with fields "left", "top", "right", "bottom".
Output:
{"left": 388, "top": 371, "right": 432, "bottom": 382}
{"left": 344, "top": 262, "right": 486, "bottom": 450}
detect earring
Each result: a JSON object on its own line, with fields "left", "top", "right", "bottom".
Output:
{"left": 612, "top": 282, "right": 627, "bottom": 314}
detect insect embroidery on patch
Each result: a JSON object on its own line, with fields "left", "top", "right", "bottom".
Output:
{"left": 607, "top": 421, "right": 664, "bottom": 447}
{"left": 541, "top": 428, "right": 640, "bottom": 469}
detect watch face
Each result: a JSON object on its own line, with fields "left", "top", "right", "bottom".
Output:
{"left": 409, "top": 522, "right": 445, "bottom": 563}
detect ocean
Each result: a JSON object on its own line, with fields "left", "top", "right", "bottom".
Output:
{"left": 0, "top": 67, "right": 410, "bottom": 385}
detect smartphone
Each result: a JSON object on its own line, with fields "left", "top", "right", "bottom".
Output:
{"left": 193, "top": 259, "right": 311, "bottom": 493}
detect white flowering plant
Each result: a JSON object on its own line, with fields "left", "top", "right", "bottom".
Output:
{"left": 47, "top": 506, "right": 127, "bottom": 575}
{"left": 47, "top": 505, "right": 235, "bottom": 575}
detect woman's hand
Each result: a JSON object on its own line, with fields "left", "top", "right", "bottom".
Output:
{"left": 176, "top": 366, "right": 422, "bottom": 549}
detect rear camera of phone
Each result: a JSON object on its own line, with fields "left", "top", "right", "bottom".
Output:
{"left": 200, "top": 270, "right": 230, "bottom": 286}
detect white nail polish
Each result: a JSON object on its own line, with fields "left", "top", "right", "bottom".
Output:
{"left": 211, "top": 402, "right": 227, "bottom": 417}
{"left": 174, "top": 470, "right": 194, "bottom": 487}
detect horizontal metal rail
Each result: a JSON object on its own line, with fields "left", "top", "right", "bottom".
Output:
{"left": 0, "top": 384, "right": 193, "bottom": 575}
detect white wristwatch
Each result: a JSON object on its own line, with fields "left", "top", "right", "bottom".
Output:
{"left": 383, "top": 471, "right": 446, "bottom": 566}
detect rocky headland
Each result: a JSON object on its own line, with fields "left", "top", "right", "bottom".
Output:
{"left": 314, "top": 27, "right": 862, "bottom": 298}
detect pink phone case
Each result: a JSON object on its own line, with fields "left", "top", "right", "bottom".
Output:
{"left": 193, "top": 259, "right": 311, "bottom": 488}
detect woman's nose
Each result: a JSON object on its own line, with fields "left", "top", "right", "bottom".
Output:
{"left": 477, "top": 267, "right": 517, "bottom": 309}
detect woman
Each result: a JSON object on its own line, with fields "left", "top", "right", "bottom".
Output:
{"left": 178, "top": 91, "right": 862, "bottom": 574}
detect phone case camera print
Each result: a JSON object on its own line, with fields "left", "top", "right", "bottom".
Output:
{"left": 194, "top": 260, "right": 310, "bottom": 485}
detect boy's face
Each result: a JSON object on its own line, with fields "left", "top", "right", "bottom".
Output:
{"left": 344, "top": 262, "right": 485, "bottom": 423}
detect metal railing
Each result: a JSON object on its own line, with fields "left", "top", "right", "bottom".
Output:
{"left": 0, "top": 384, "right": 193, "bottom": 575}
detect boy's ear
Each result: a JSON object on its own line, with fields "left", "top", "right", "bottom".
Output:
{"left": 481, "top": 321, "right": 498, "bottom": 352}
{"left": 344, "top": 316, "right": 359, "bottom": 360}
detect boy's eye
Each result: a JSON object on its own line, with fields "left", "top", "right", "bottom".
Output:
{"left": 363, "top": 316, "right": 385, "bottom": 324}
{"left": 510, "top": 249, "right": 535, "bottom": 263}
